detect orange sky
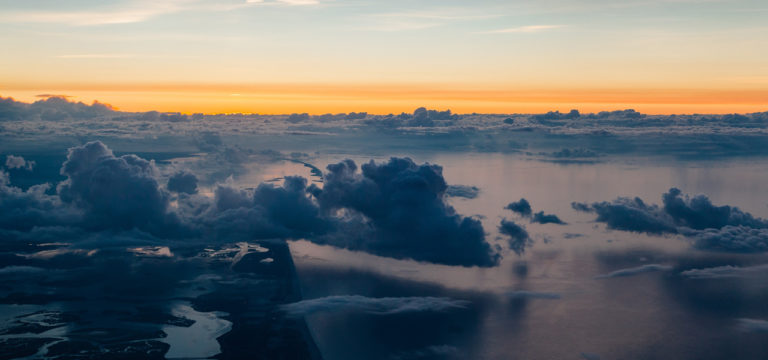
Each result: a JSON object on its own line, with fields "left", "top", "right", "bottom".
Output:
{"left": 2, "top": 83, "right": 767, "bottom": 115}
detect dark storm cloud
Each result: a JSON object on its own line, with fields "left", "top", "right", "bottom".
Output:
{"left": 5, "top": 155, "right": 35, "bottom": 171}
{"left": 531, "top": 211, "right": 566, "bottom": 225}
{"left": 445, "top": 185, "right": 479, "bottom": 199}
{"left": 167, "top": 170, "right": 198, "bottom": 194}
{"left": 499, "top": 219, "right": 531, "bottom": 256}
{"left": 505, "top": 198, "right": 532, "bottom": 217}
{"left": 310, "top": 158, "right": 500, "bottom": 267}
{"left": 594, "top": 264, "right": 672, "bottom": 279}
{"left": 575, "top": 188, "right": 768, "bottom": 252}
{"left": 281, "top": 295, "right": 470, "bottom": 317}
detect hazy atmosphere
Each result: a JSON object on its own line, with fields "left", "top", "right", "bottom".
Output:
{"left": 1, "top": 1, "right": 768, "bottom": 360}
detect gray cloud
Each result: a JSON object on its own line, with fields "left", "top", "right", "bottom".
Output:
{"left": 531, "top": 211, "right": 566, "bottom": 225}
{"left": 281, "top": 295, "right": 470, "bottom": 317}
{"left": 499, "top": 219, "right": 531, "bottom": 256}
{"left": 574, "top": 188, "right": 768, "bottom": 253}
{"left": 310, "top": 158, "right": 500, "bottom": 267}
{"left": 680, "top": 264, "right": 768, "bottom": 279}
{"left": 505, "top": 198, "right": 532, "bottom": 217}
{"left": 594, "top": 264, "right": 672, "bottom": 279}
{"left": 167, "top": 170, "right": 198, "bottom": 194}
{"left": 445, "top": 185, "right": 479, "bottom": 199}
{"left": 5, "top": 155, "right": 35, "bottom": 171}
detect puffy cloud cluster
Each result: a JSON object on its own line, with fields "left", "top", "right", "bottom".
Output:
{"left": 5, "top": 155, "right": 35, "bottom": 171}
{"left": 0, "top": 96, "right": 113, "bottom": 121}
{"left": 57, "top": 141, "right": 178, "bottom": 235}
{"left": 281, "top": 295, "right": 470, "bottom": 317}
{"left": 311, "top": 158, "right": 500, "bottom": 267}
{"left": 0, "top": 142, "right": 509, "bottom": 267}
{"left": 198, "top": 176, "right": 329, "bottom": 241}
{"left": 574, "top": 188, "right": 768, "bottom": 252}
{"left": 531, "top": 211, "right": 566, "bottom": 225}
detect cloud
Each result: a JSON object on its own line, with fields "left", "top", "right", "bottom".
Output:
{"left": 281, "top": 295, "right": 470, "bottom": 317}
{"left": 681, "top": 264, "right": 768, "bottom": 279}
{"left": 531, "top": 211, "right": 566, "bottom": 225}
{"left": 572, "top": 197, "right": 676, "bottom": 234}
{"left": 198, "top": 175, "right": 329, "bottom": 241}
{"left": 445, "top": 185, "right": 479, "bottom": 199}
{"left": 5, "top": 155, "right": 35, "bottom": 171}
{"left": 505, "top": 198, "right": 532, "bottom": 217}
{"left": 57, "top": 141, "right": 178, "bottom": 235}
{"left": 575, "top": 188, "right": 768, "bottom": 252}
{"left": 736, "top": 318, "right": 768, "bottom": 333}
{"left": 479, "top": 25, "right": 564, "bottom": 34}
{"left": 167, "top": 171, "right": 199, "bottom": 194}
{"left": 310, "top": 157, "right": 500, "bottom": 267}
{"left": 594, "top": 264, "right": 672, "bottom": 279}
{"left": 499, "top": 219, "right": 531, "bottom": 256}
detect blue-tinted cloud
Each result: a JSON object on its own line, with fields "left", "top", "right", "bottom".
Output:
{"left": 505, "top": 198, "right": 532, "bottom": 217}
{"left": 499, "top": 219, "right": 530, "bottom": 256}
{"left": 5, "top": 155, "right": 35, "bottom": 171}
{"left": 167, "top": 171, "right": 198, "bottom": 194}
{"left": 281, "top": 295, "right": 470, "bottom": 317}
{"left": 311, "top": 157, "right": 499, "bottom": 267}
{"left": 531, "top": 211, "right": 566, "bottom": 225}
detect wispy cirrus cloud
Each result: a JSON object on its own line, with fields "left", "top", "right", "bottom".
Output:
{"left": 479, "top": 25, "right": 565, "bottom": 34}
{"left": 0, "top": 0, "right": 319, "bottom": 26}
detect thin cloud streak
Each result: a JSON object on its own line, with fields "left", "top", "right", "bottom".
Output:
{"left": 479, "top": 25, "right": 565, "bottom": 34}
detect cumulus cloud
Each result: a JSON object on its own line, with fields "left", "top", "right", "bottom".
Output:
{"left": 680, "top": 264, "right": 768, "bottom": 279}
{"left": 167, "top": 171, "right": 198, "bottom": 194}
{"left": 57, "top": 141, "right": 178, "bottom": 235}
{"left": 575, "top": 188, "right": 768, "bottom": 235}
{"left": 531, "top": 211, "right": 566, "bottom": 225}
{"left": 575, "top": 188, "right": 768, "bottom": 252}
{"left": 445, "top": 185, "right": 479, "bottom": 199}
{"left": 5, "top": 155, "right": 35, "bottom": 171}
{"left": 281, "top": 295, "right": 470, "bottom": 317}
{"left": 499, "top": 219, "right": 530, "bottom": 256}
{"left": 310, "top": 158, "right": 500, "bottom": 267}
{"left": 199, "top": 176, "right": 329, "bottom": 241}
{"left": 594, "top": 264, "right": 672, "bottom": 279}
{"left": 505, "top": 198, "right": 532, "bottom": 217}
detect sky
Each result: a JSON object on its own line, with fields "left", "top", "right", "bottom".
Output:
{"left": 1, "top": 0, "right": 767, "bottom": 114}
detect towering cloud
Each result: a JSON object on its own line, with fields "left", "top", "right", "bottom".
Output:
{"left": 57, "top": 141, "right": 176, "bottom": 235}
{"left": 311, "top": 158, "right": 500, "bottom": 267}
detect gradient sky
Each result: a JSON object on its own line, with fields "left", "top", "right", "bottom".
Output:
{"left": 1, "top": 0, "right": 767, "bottom": 114}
